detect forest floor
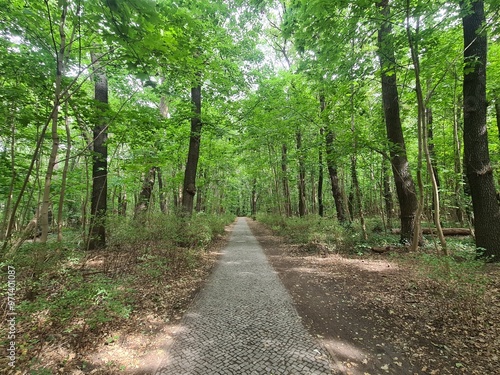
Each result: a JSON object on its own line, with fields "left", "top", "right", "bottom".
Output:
{"left": 4, "top": 218, "right": 499, "bottom": 374}
{"left": 247, "top": 219, "right": 500, "bottom": 375}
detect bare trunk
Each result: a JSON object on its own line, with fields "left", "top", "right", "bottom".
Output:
{"left": 281, "top": 144, "right": 293, "bottom": 217}
{"left": 40, "top": 5, "right": 68, "bottom": 243}
{"left": 1, "top": 113, "right": 16, "bottom": 241}
{"left": 181, "top": 85, "right": 202, "bottom": 214}
{"left": 57, "top": 105, "right": 72, "bottom": 241}
{"left": 318, "top": 128, "right": 325, "bottom": 217}
{"left": 382, "top": 158, "right": 394, "bottom": 230}
{"left": 321, "top": 95, "right": 347, "bottom": 223}
{"left": 297, "top": 131, "right": 307, "bottom": 217}
{"left": 350, "top": 95, "right": 367, "bottom": 240}
{"left": 157, "top": 167, "right": 167, "bottom": 213}
{"left": 461, "top": 0, "right": 500, "bottom": 260}
{"left": 135, "top": 167, "right": 156, "bottom": 218}
{"left": 118, "top": 191, "right": 127, "bottom": 216}
{"left": 377, "top": 0, "right": 419, "bottom": 244}
{"left": 406, "top": 10, "right": 445, "bottom": 253}
{"left": 251, "top": 179, "right": 257, "bottom": 219}
{"left": 427, "top": 109, "right": 441, "bottom": 221}
{"left": 453, "top": 71, "right": 465, "bottom": 225}
{"left": 88, "top": 51, "right": 108, "bottom": 249}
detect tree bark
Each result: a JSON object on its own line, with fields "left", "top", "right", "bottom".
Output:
{"left": 453, "top": 70, "right": 465, "bottom": 225}
{"left": 461, "top": 0, "right": 500, "bottom": 260}
{"left": 181, "top": 85, "right": 202, "bottom": 214}
{"left": 318, "top": 128, "right": 324, "bottom": 217}
{"left": 251, "top": 178, "right": 257, "bottom": 219}
{"left": 296, "top": 131, "right": 307, "bottom": 217}
{"left": 377, "top": 0, "right": 418, "bottom": 244}
{"left": 157, "top": 167, "right": 167, "bottom": 214}
{"left": 321, "top": 95, "right": 347, "bottom": 223}
{"left": 88, "top": 52, "right": 108, "bottom": 249}
{"left": 118, "top": 191, "right": 127, "bottom": 216}
{"left": 134, "top": 167, "right": 156, "bottom": 218}
{"left": 382, "top": 157, "right": 394, "bottom": 230}
{"left": 40, "top": 4, "right": 68, "bottom": 243}
{"left": 350, "top": 98, "right": 367, "bottom": 240}
{"left": 281, "top": 144, "right": 293, "bottom": 217}
{"left": 57, "top": 105, "right": 72, "bottom": 242}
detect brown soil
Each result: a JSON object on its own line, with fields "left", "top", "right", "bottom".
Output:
{"left": 7, "top": 219, "right": 498, "bottom": 375}
{"left": 247, "top": 219, "right": 500, "bottom": 375}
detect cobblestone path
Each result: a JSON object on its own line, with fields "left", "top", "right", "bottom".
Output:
{"left": 154, "top": 217, "right": 335, "bottom": 375}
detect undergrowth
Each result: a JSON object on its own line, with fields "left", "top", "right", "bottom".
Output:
{"left": 0, "top": 213, "right": 234, "bottom": 373}
{"left": 257, "top": 213, "right": 492, "bottom": 312}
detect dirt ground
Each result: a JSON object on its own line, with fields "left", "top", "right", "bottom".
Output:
{"left": 10, "top": 219, "right": 498, "bottom": 374}
{"left": 247, "top": 219, "right": 500, "bottom": 375}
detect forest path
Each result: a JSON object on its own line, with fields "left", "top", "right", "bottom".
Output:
{"left": 154, "top": 217, "right": 336, "bottom": 374}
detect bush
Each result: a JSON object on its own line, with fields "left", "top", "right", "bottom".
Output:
{"left": 257, "top": 214, "right": 355, "bottom": 252}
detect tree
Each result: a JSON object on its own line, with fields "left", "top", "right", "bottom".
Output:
{"left": 376, "top": 0, "right": 419, "bottom": 244}
{"left": 181, "top": 84, "right": 203, "bottom": 214}
{"left": 88, "top": 52, "right": 109, "bottom": 249}
{"left": 461, "top": 0, "right": 500, "bottom": 259}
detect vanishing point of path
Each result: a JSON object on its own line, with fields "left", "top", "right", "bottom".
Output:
{"left": 154, "top": 217, "right": 335, "bottom": 375}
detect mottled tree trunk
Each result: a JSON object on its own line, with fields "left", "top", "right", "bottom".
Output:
{"left": 134, "top": 167, "right": 156, "bottom": 218}
{"left": 181, "top": 85, "right": 202, "bottom": 214}
{"left": 461, "top": 0, "right": 500, "bottom": 260}
{"left": 382, "top": 158, "right": 394, "bottom": 230}
{"left": 88, "top": 52, "right": 108, "bottom": 249}
{"left": 57, "top": 106, "right": 72, "bottom": 242}
{"left": 297, "top": 131, "right": 307, "bottom": 217}
{"left": 251, "top": 178, "right": 257, "bottom": 219}
{"left": 318, "top": 128, "right": 325, "bottom": 217}
{"left": 40, "top": 5, "right": 68, "bottom": 243}
{"left": 453, "top": 74, "right": 465, "bottom": 225}
{"left": 320, "top": 95, "right": 346, "bottom": 223}
{"left": 377, "top": 0, "right": 418, "bottom": 244}
{"left": 157, "top": 167, "right": 167, "bottom": 214}
{"left": 281, "top": 144, "right": 293, "bottom": 217}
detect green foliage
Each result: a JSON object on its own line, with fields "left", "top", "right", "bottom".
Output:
{"left": 257, "top": 214, "right": 356, "bottom": 252}
{"left": 108, "top": 212, "right": 234, "bottom": 249}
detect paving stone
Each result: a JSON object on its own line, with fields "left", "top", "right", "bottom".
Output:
{"left": 154, "top": 218, "right": 336, "bottom": 374}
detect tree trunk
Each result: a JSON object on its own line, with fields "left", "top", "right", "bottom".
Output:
{"left": 88, "top": 52, "right": 108, "bottom": 250}
{"left": 134, "top": 167, "right": 156, "bottom": 218}
{"left": 181, "top": 85, "right": 202, "bottom": 214}
{"left": 405, "top": 9, "right": 444, "bottom": 252}
{"left": 40, "top": 5, "right": 68, "bottom": 243}
{"left": 118, "top": 191, "right": 127, "bottom": 216}
{"left": 1, "top": 112, "right": 16, "bottom": 241}
{"left": 461, "top": 0, "right": 500, "bottom": 260}
{"left": 350, "top": 94, "right": 367, "bottom": 240}
{"left": 382, "top": 157, "right": 394, "bottom": 230}
{"left": 377, "top": 0, "right": 418, "bottom": 244}
{"left": 427, "top": 108, "right": 441, "bottom": 221}
{"left": 321, "top": 95, "right": 347, "bottom": 223}
{"left": 57, "top": 105, "right": 72, "bottom": 242}
{"left": 157, "top": 167, "right": 167, "bottom": 213}
{"left": 281, "top": 144, "right": 293, "bottom": 217}
{"left": 318, "top": 128, "right": 324, "bottom": 217}
{"left": 297, "top": 131, "right": 307, "bottom": 217}
{"left": 453, "top": 71, "right": 465, "bottom": 225}
{"left": 251, "top": 178, "right": 257, "bottom": 219}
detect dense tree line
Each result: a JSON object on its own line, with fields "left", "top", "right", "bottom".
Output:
{"left": 1, "top": 0, "right": 499, "bottom": 260}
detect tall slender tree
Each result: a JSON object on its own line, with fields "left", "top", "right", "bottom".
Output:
{"left": 376, "top": 0, "right": 419, "bottom": 244}
{"left": 88, "top": 52, "right": 108, "bottom": 249}
{"left": 182, "top": 84, "right": 203, "bottom": 214}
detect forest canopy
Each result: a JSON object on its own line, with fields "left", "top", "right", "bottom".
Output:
{"left": 1, "top": 0, "right": 500, "bottom": 259}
